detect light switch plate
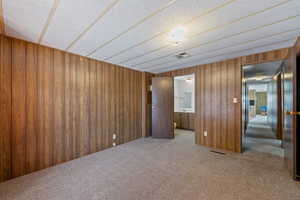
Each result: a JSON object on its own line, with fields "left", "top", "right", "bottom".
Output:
{"left": 233, "top": 98, "right": 238, "bottom": 103}
{"left": 204, "top": 131, "right": 207, "bottom": 137}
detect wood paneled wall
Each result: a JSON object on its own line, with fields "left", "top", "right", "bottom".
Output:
{"left": 0, "top": 35, "right": 143, "bottom": 182}
{"left": 174, "top": 112, "right": 195, "bottom": 130}
{"left": 241, "top": 48, "right": 289, "bottom": 66}
{"left": 157, "top": 48, "right": 290, "bottom": 153}
{"left": 196, "top": 59, "right": 242, "bottom": 152}
{"left": 0, "top": 35, "right": 11, "bottom": 182}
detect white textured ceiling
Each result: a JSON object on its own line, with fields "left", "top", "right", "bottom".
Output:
{"left": 3, "top": 0, "right": 300, "bottom": 73}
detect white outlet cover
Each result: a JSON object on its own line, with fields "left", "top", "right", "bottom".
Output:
{"left": 113, "top": 134, "right": 116, "bottom": 140}
{"left": 233, "top": 98, "right": 238, "bottom": 103}
{"left": 204, "top": 131, "right": 207, "bottom": 137}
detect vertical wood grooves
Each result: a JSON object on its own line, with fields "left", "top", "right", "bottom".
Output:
{"left": 0, "top": 35, "right": 289, "bottom": 181}
{"left": 12, "top": 39, "right": 27, "bottom": 177}
{"left": 0, "top": 35, "right": 143, "bottom": 182}
{"left": 0, "top": 36, "right": 12, "bottom": 181}
{"left": 157, "top": 47, "right": 288, "bottom": 152}
{"left": 212, "top": 63, "right": 217, "bottom": 148}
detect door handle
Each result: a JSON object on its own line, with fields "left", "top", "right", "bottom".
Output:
{"left": 286, "top": 111, "right": 300, "bottom": 115}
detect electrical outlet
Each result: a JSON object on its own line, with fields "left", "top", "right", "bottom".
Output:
{"left": 112, "top": 134, "right": 116, "bottom": 140}
{"left": 204, "top": 131, "right": 208, "bottom": 137}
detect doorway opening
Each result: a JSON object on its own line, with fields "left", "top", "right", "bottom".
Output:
{"left": 296, "top": 54, "right": 300, "bottom": 178}
{"left": 242, "top": 61, "right": 284, "bottom": 157}
{"left": 174, "top": 74, "right": 195, "bottom": 143}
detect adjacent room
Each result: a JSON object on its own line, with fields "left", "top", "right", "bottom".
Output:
{"left": 0, "top": 0, "right": 300, "bottom": 200}
{"left": 242, "top": 61, "right": 284, "bottom": 157}
{"left": 174, "top": 74, "right": 195, "bottom": 143}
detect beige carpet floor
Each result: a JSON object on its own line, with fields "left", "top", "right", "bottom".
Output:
{"left": 0, "top": 129, "right": 299, "bottom": 200}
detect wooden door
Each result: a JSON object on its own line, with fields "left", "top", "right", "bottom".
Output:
{"left": 152, "top": 77, "right": 174, "bottom": 138}
{"left": 282, "top": 52, "right": 298, "bottom": 179}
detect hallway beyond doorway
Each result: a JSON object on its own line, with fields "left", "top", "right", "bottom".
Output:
{"left": 244, "top": 115, "right": 283, "bottom": 157}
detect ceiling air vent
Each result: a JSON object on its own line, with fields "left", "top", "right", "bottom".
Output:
{"left": 175, "top": 52, "right": 190, "bottom": 59}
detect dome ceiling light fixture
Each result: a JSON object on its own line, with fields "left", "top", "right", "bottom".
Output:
{"left": 168, "top": 25, "right": 187, "bottom": 46}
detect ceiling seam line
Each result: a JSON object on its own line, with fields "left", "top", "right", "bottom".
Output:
{"left": 137, "top": 14, "right": 300, "bottom": 68}
{"left": 190, "top": 0, "right": 292, "bottom": 38}
{"left": 148, "top": 32, "right": 299, "bottom": 70}
{"left": 65, "top": 0, "right": 120, "bottom": 51}
{"left": 117, "top": 0, "right": 292, "bottom": 65}
{"left": 157, "top": 38, "right": 294, "bottom": 72}
{"left": 38, "top": 0, "right": 61, "bottom": 43}
{"left": 144, "top": 27, "right": 300, "bottom": 70}
{"left": 103, "top": 0, "right": 239, "bottom": 60}
{"left": 86, "top": 0, "right": 177, "bottom": 57}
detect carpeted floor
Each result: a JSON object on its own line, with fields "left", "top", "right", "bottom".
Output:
{"left": 0, "top": 129, "right": 299, "bottom": 200}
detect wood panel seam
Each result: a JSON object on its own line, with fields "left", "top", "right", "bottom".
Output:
{"left": 103, "top": 0, "right": 239, "bottom": 61}
{"left": 140, "top": 18, "right": 300, "bottom": 70}
{"left": 157, "top": 39, "right": 293, "bottom": 73}
{"left": 117, "top": 0, "right": 292, "bottom": 65}
{"left": 87, "top": 0, "right": 177, "bottom": 56}
{"left": 65, "top": 0, "right": 120, "bottom": 51}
